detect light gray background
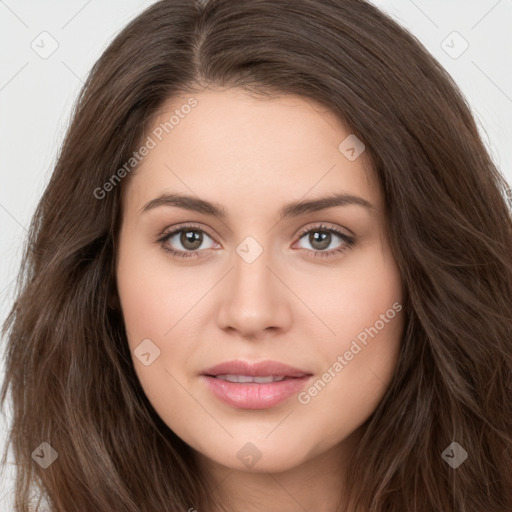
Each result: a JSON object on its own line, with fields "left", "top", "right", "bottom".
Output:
{"left": 1, "top": 0, "right": 511, "bottom": 509}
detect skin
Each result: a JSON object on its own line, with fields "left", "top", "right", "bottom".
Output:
{"left": 116, "top": 87, "right": 404, "bottom": 511}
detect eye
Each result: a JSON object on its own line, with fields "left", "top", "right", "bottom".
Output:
{"left": 157, "top": 223, "right": 355, "bottom": 260}
{"left": 293, "top": 224, "right": 355, "bottom": 259}
{"left": 157, "top": 224, "right": 218, "bottom": 259}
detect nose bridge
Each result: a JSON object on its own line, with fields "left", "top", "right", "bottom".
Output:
{"left": 217, "top": 234, "right": 290, "bottom": 335}
{"left": 231, "top": 235, "right": 276, "bottom": 304}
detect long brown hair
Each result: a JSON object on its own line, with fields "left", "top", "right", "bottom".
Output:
{"left": 2, "top": 0, "right": 512, "bottom": 510}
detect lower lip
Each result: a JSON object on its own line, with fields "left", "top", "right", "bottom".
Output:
{"left": 202, "top": 375, "right": 312, "bottom": 409}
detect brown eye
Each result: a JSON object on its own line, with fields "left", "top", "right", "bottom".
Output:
{"left": 179, "top": 230, "right": 203, "bottom": 251}
{"left": 307, "top": 230, "right": 331, "bottom": 251}
{"left": 159, "top": 225, "right": 217, "bottom": 259}
{"left": 294, "top": 224, "right": 355, "bottom": 259}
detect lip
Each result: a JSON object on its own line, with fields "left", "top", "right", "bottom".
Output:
{"left": 203, "top": 359, "right": 310, "bottom": 378}
{"left": 201, "top": 359, "right": 313, "bottom": 409}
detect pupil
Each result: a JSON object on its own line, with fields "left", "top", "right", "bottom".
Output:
{"left": 181, "top": 230, "right": 202, "bottom": 250}
{"left": 310, "top": 231, "right": 330, "bottom": 250}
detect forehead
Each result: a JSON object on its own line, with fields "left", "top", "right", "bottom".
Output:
{"left": 121, "top": 87, "right": 380, "bottom": 215}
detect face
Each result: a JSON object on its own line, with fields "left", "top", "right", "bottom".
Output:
{"left": 116, "top": 87, "right": 404, "bottom": 475}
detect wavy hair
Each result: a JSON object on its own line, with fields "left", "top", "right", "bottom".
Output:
{"left": 2, "top": 0, "right": 512, "bottom": 510}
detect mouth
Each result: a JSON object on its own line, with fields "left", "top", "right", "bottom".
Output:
{"left": 213, "top": 374, "right": 291, "bottom": 383}
{"left": 201, "top": 360, "right": 313, "bottom": 409}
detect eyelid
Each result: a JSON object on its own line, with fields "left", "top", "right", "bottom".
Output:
{"left": 159, "top": 222, "right": 218, "bottom": 241}
{"left": 295, "top": 221, "right": 354, "bottom": 239}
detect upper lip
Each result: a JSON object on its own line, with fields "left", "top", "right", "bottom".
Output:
{"left": 202, "top": 360, "right": 311, "bottom": 378}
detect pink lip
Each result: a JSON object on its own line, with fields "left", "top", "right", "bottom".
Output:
{"left": 201, "top": 359, "right": 313, "bottom": 410}
{"left": 203, "top": 359, "right": 310, "bottom": 378}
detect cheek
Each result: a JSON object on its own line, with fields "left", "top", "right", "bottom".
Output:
{"left": 116, "top": 238, "right": 209, "bottom": 397}
{"left": 117, "top": 266, "right": 168, "bottom": 344}
{"left": 304, "top": 240, "right": 403, "bottom": 345}
{"left": 116, "top": 243, "right": 200, "bottom": 419}
{"left": 301, "top": 309, "right": 402, "bottom": 431}
{"left": 294, "top": 243, "right": 403, "bottom": 439}
{"left": 116, "top": 237, "right": 201, "bottom": 343}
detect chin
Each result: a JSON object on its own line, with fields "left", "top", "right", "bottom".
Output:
{"left": 197, "top": 439, "right": 312, "bottom": 474}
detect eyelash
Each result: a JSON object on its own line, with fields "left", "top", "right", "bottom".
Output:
{"left": 157, "top": 223, "right": 355, "bottom": 260}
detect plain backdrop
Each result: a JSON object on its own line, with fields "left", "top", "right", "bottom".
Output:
{"left": 1, "top": 0, "right": 511, "bottom": 509}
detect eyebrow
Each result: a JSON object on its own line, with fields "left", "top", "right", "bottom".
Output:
{"left": 140, "top": 192, "right": 375, "bottom": 220}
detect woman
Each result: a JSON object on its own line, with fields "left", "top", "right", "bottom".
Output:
{"left": 2, "top": 0, "right": 511, "bottom": 510}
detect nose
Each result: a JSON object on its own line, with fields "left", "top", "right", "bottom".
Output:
{"left": 216, "top": 244, "right": 292, "bottom": 340}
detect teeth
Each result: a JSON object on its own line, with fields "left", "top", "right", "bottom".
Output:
{"left": 238, "top": 375, "right": 254, "bottom": 383}
{"left": 216, "top": 374, "right": 286, "bottom": 383}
